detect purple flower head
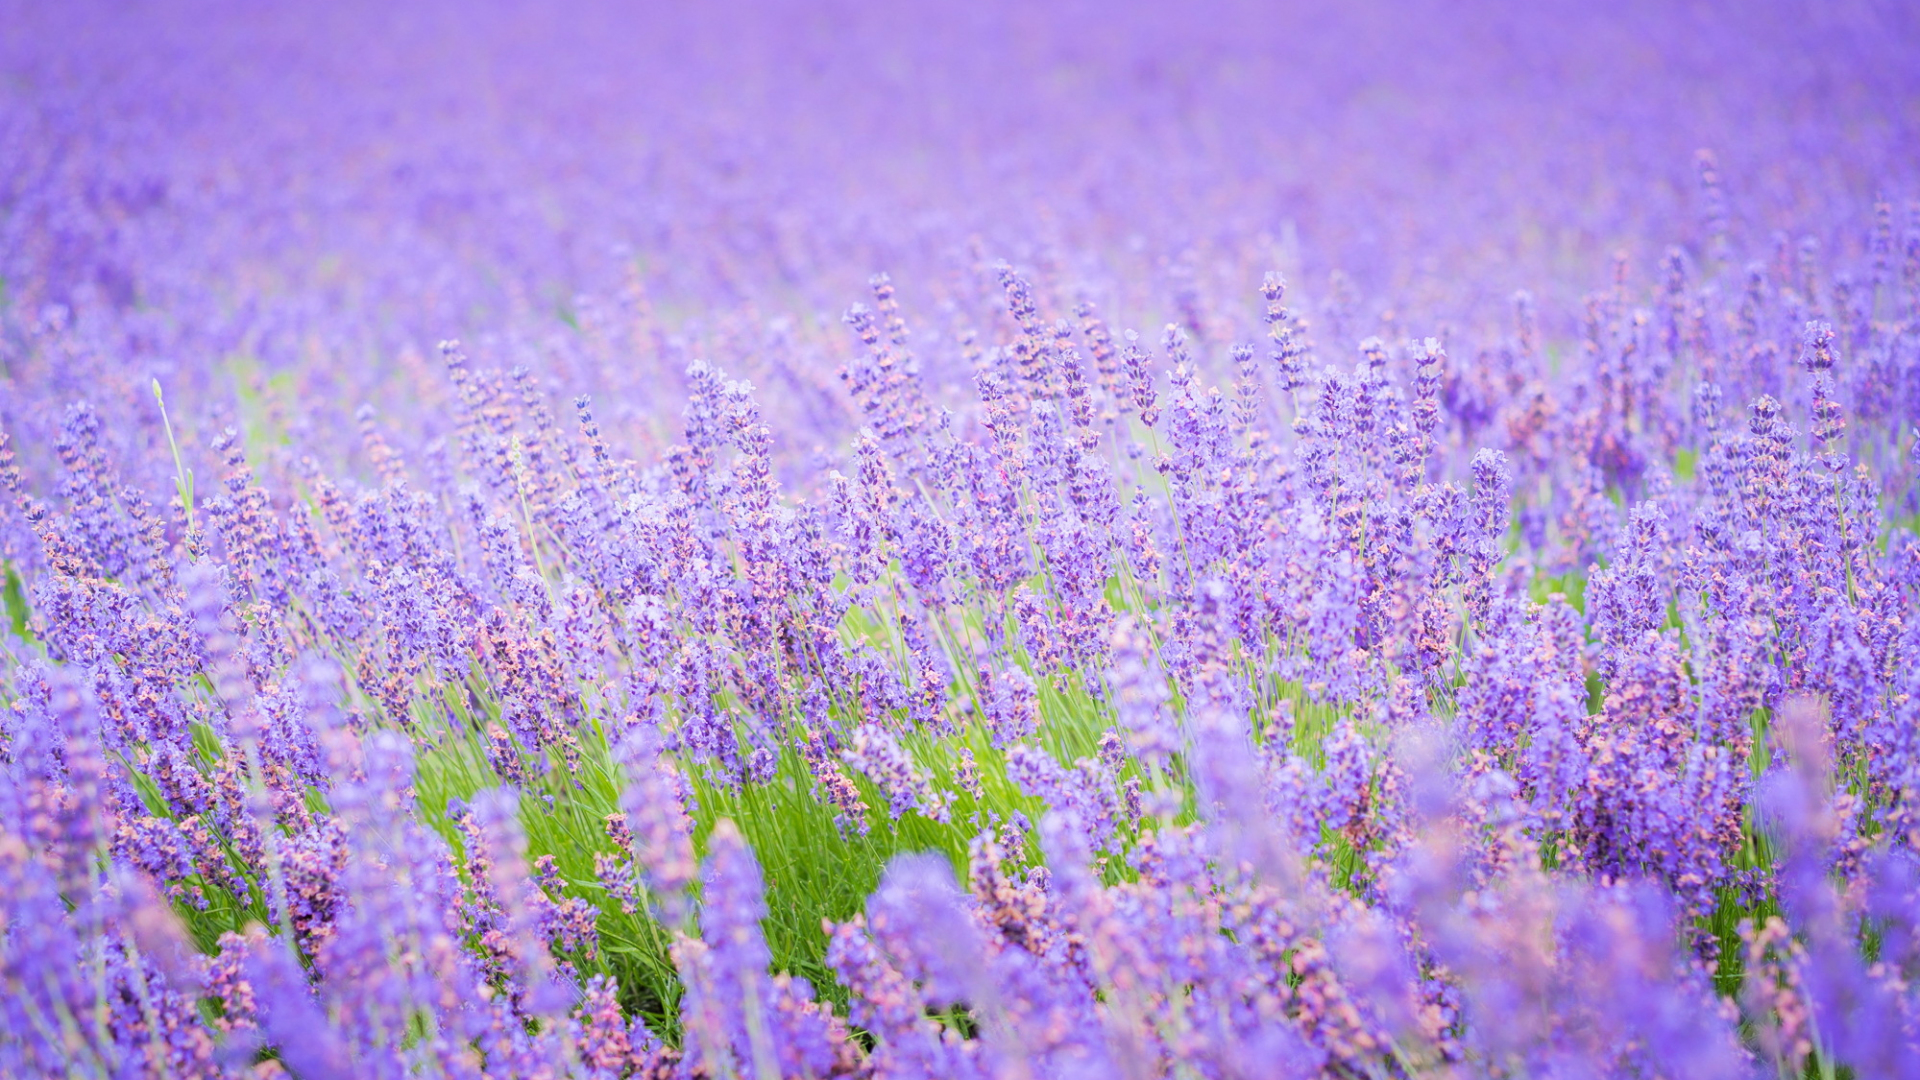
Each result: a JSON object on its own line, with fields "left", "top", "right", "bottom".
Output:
{"left": 1005, "top": 742, "right": 1122, "bottom": 856}
{"left": 677, "top": 820, "right": 851, "bottom": 1080}
{"left": 978, "top": 663, "right": 1038, "bottom": 748}
{"left": 612, "top": 723, "right": 698, "bottom": 926}
{"left": 864, "top": 852, "right": 994, "bottom": 1014}
{"left": 842, "top": 724, "right": 948, "bottom": 823}
{"left": 1122, "top": 330, "right": 1160, "bottom": 427}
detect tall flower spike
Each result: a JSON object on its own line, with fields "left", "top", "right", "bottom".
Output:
{"left": 675, "top": 821, "right": 853, "bottom": 1080}
{"left": 613, "top": 725, "right": 698, "bottom": 927}
{"left": 1122, "top": 330, "right": 1159, "bottom": 427}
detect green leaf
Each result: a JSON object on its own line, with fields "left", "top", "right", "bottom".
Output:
{"left": 2, "top": 562, "right": 29, "bottom": 640}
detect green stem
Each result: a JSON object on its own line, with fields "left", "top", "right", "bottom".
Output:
{"left": 151, "top": 379, "right": 195, "bottom": 530}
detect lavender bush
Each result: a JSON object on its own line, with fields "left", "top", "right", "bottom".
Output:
{"left": 3, "top": 0, "right": 1920, "bottom": 1076}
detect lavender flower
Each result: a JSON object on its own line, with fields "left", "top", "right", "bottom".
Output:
{"left": 842, "top": 725, "right": 949, "bottom": 823}
{"left": 3, "top": 3, "right": 1919, "bottom": 1073}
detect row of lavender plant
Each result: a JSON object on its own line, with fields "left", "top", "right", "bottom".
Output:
{"left": 4, "top": 195, "right": 1920, "bottom": 1075}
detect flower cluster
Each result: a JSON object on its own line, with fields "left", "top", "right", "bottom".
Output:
{"left": 3, "top": 0, "right": 1919, "bottom": 1077}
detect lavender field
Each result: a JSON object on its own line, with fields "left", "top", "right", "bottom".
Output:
{"left": 4, "top": 1, "right": 1920, "bottom": 1076}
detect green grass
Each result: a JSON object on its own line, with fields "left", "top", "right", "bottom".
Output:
{"left": 2, "top": 561, "right": 30, "bottom": 640}
{"left": 373, "top": 583, "right": 1153, "bottom": 1032}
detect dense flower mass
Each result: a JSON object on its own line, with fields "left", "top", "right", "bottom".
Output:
{"left": 3, "top": 0, "right": 1920, "bottom": 1076}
